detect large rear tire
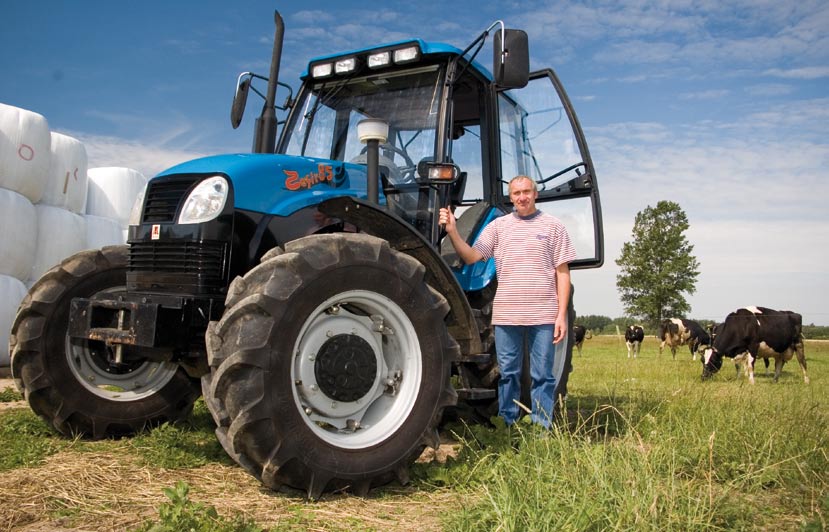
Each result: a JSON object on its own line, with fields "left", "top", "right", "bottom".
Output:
{"left": 10, "top": 246, "right": 201, "bottom": 438}
{"left": 202, "top": 233, "right": 458, "bottom": 498}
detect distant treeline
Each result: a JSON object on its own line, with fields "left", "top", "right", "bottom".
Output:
{"left": 575, "top": 314, "right": 829, "bottom": 340}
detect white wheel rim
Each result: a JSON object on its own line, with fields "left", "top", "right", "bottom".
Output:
{"left": 66, "top": 336, "right": 178, "bottom": 401}
{"left": 291, "top": 289, "right": 423, "bottom": 449}
{"left": 64, "top": 286, "right": 178, "bottom": 401}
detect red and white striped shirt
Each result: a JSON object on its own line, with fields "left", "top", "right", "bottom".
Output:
{"left": 473, "top": 210, "right": 576, "bottom": 325}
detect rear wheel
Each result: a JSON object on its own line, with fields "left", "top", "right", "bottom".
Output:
{"left": 10, "top": 246, "right": 201, "bottom": 438}
{"left": 202, "top": 233, "right": 458, "bottom": 498}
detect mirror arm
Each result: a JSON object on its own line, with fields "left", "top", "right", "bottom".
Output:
{"left": 241, "top": 74, "right": 293, "bottom": 109}
{"left": 449, "top": 20, "right": 504, "bottom": 88}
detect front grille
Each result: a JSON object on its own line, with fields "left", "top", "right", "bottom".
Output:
{"left": 129, "top": 240, "right": 228, "bottom": 289}
{"left": 142, "top": 176, "right": 200, "bottom": 223}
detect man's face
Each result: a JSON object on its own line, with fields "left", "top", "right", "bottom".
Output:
{"left": 509, "top": 178, "right": 538, "bottom": 216}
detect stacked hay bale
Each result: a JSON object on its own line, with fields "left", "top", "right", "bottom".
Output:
{"left": 0, "top": 102, "right": 147, "bottom": 366}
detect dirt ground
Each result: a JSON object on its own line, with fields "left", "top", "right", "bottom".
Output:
{"left": 0, "top": 374, "right": 463, "bottom": 531}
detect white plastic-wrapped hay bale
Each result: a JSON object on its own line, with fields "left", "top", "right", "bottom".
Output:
{"left": 30, "top": 204, "right": 87, "bottom": 283}
{"left": 86, "top": 167, "right": 147, "bottom": 226}
{"left": 41, "top": 131, "right": 88, "bottom": 213}
{"left": 0, "top": 102, "right": 50, "bottom": 203}
{"left": 0, "top": 187, "right": 38, "bottom": 280}
{"left": 84, "top": 214, "right": 125, "bottom": 250}
{"left": 0, "top": 274, "right": 27, "bottom": 367}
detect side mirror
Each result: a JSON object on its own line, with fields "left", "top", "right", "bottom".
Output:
{"left": 493, "top": 29, "right": 529, "bottom": 89}
{"left": 231, "top": 75, "right": 252, "bottom": 129}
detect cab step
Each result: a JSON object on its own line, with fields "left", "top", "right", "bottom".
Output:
{"left": 456, "top": 387, "right": 497, "bottom": 401}
{"left": 457, "top": 353, "right": 492, "bottom": 364}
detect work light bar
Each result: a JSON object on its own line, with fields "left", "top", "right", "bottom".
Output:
{"left": 309, "top": 43, "right": 423, "bottom": 79}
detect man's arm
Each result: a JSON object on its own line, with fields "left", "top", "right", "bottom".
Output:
{"left": 439, "top": 207, "right": 484, "bottom": 264}
{"left": 553, "top": 262, "right": 571, "bottom": 344}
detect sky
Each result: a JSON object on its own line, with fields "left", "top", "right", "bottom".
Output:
{"left": 2, "top": 0, "right": 828, "bottom": 325}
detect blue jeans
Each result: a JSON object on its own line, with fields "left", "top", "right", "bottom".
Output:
{"left": 494, "top": 324, "right": 556, "bottom": 428}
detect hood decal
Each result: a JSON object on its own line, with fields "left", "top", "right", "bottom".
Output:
{"left": 284, "top": 163, "right": 334, "bottom": 191}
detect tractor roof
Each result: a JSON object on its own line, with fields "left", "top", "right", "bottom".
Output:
{"left": 301, "top": 39, "right": 492, "bottom": 81}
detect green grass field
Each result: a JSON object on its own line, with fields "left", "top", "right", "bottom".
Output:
{"left": 432, "top": 336, "right": 828, "bottom": 531}
{"left": 0, "top": 337, "right": 826, "bottom": 531}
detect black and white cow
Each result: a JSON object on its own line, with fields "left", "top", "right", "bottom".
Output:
{"left": 701, "top": 306, "right": 809, "bottom": 384}
{"left": 624, "top": 325, "right": 644, "bottom": 358}
{"left": 708, "top": 321, "right": 772, "bottom": 379}
{"left": 659, "top": 318, "right": 710, "bottom": 360}
{"left": 573, "top": 325, "right": 592, "bottom": 355}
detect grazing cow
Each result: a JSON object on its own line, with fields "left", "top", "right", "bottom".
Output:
{"left": 701, "top": 306, "right": 809, "bottom": 384}
{"left": 659, "top": 318, "right": 710, "bottom": 360}
{"left": 573, "top": 325, "right": 592, "bottom": 355}
{"left": 709, "top": 321, "right": 772, "bottom": 379}
{"left": 624, "top": 325, "right": 644, "bottom": 358}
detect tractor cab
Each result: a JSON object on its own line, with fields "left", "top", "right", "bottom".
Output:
{"left": 238, "top": 33, "right": 603, "bottom": 273}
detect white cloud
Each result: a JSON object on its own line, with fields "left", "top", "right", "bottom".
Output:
{"left": 678, "top": 89, "right": 730, "bottom": 100}
{"left": 291, "top": 10, "right": 336, "bottom": 24}
{"left": 515, "top": 0, "right": 829, "bottom": 73}
{"left": 572, "top": 96, "right": 829, "bottom": 323}
{"left": 744, "top": 83, "right": 795, "bottom": 97}
{"left": 62, "top": 130, "right": 205, "bottom": 178}
{"left": 764, "top": 66, "right": 829, "bottom": 79}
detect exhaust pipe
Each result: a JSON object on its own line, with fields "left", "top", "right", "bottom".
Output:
{"left": 253, "top": 10, "right": 284, "bottom": 154}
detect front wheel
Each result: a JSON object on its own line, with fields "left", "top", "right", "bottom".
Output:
{"left": 10, "top": 246, "right": 201, "bottom": 438}
{"left": 202, "top": 233, "right": 458, "bottom": 498}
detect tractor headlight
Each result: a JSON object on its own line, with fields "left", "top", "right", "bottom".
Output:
{"left": 368, "top": 51, "right": 391, "bottom": 69}
{"left": 335, "top": 57, "right": 357, "bottom": 74}
{"left": 393, "top": 46, "right": 420, "bottom": 64}
{"left": 178, "top": 176, "right": 229, "bottom": 224}
{"left": 312, "top": 63, "right": 333, "bottom": 78}
{"left": 128, "top": 184, "right": 147, "bottom": 226}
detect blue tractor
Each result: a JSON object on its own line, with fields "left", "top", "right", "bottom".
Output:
{"left": 11, "top": 10, "right": 603, "bottom": 497}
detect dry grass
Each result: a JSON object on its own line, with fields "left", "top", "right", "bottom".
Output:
{"left": 0, "top": 376, "right": 464, "bottom": 531}
{"left": 0, "top": 446, "right": 461, "bottom": 531}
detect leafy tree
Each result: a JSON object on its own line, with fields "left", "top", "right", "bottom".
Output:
{"left": 615, "top": 201, "right": 700, "bottom": 329}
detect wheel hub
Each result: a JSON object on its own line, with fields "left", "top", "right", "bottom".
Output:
{"left": 314, "top": 334, "right": 377, "bottom": 402}
{"left": 291, "top": 289, "right": 424, "bottom": 448}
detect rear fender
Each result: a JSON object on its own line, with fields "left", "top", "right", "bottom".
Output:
{"left": 318, "top": 196, "right": 481, "bottom": 355}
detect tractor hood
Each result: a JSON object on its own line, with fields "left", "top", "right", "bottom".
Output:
{"left": 157, "top": 153, "right": 370, "bottom": 217}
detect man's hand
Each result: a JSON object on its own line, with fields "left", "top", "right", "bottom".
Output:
{"left": 439, "top": 207, "right": 484, "bottom": 265}
{"left": 553, "top": 315, "right": 567, "bottom": 344}
{"left": 439, "top": 207, "right": 457, "bottom": 234}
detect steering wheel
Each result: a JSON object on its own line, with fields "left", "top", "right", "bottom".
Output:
{"left": 359, "top": 143, "right": 417, "bottom": 184}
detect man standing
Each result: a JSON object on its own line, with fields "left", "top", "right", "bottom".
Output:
{"left": 439, "top": 175, "right": 576, "bottom": 428}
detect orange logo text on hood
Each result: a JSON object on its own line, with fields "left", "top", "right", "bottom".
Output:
{"left": 284, "top": 164, "right": 334, "bottom": 191}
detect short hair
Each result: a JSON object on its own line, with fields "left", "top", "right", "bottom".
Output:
{"left": 508, "top": 175, "right": 538, "bottom": 192}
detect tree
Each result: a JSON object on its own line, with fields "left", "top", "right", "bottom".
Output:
{"left": 576, "top": 314, "right": 612, "bottom": 334}
{"left": 615, "top": 200, "right": 700, "bottom": 329}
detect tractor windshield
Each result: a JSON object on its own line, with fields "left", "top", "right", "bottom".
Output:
{"left": 282, "top": 65, "right": 444, "bottom": 183}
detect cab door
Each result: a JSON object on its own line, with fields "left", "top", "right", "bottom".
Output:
{"left": 496, "top": 69, "right": 603, "bottom": 269}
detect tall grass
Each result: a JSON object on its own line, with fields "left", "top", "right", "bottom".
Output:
{"left": 1, "top": 338, "right": 826, "bottom": 530}
{"left": 429, "top": 337, "right": 829, "bottom": 531}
